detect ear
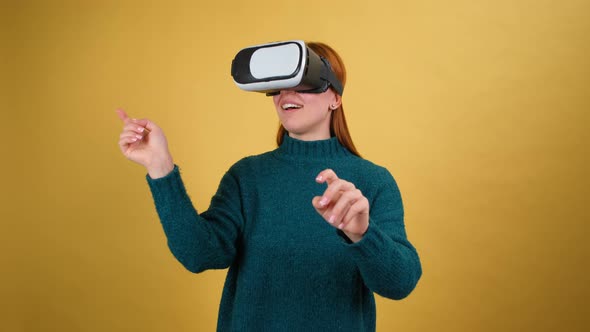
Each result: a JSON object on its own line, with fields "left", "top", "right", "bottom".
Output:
{"left": 330, "top": 94, "right": 342, "bottom": 110}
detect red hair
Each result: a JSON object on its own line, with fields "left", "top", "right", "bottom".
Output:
{"left": 276, "top": 42, "right": 361, "bottom": 157}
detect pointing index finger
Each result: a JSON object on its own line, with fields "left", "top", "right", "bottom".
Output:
{"left": 316, "top": 169, "right": 338, "bottom": 184}
{"left": 116, "top": 109, "right": 132, "bottom": 124}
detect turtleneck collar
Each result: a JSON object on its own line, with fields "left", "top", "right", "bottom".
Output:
{"left": 275, "top": 134, "right": 352, "bottom": 160}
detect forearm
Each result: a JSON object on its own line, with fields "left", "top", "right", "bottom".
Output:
{"left": 146, "top": 165, "right": 238, "bottom": 272}
{"left": 345, "top": 222, "right": 422, "bottom": 300}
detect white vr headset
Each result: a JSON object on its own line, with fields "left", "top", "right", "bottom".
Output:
{"left": 231, "top": 40, "right": 344, "bottom": 96}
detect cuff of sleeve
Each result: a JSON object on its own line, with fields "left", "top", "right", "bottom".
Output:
{"left": 336, "top": 223, "right": 374, "bottom": 245}
{"left": 338, "top": 221, "right": 390, "bottom": 256}
{"left": 145, "top": 164, "right": 188, "bottom": 208}
{"left": 341, "top": 222, "right": 387, "bottom": 265}
{"left": 336, "top": 229, "right": 354, "bottom": 244}
{"left": 340, "top": 221, "right": 398, "bottom": 266}
{"left": 146, "top": 164, "right": 178, "bottom": 182}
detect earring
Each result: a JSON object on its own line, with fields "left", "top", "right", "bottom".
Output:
{"left": 330, "top": 105, "right": 337, "bottom": 110}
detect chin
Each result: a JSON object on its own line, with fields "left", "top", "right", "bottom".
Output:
{"left": 280, "top": 121, "right": 303, "bottom": 134}
{"left": 284, "top": 128, "right": 304, "bottom": 136}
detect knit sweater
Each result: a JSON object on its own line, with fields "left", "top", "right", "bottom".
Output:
{"left": 146, "top": 135, "right": 422, "bottom": 331}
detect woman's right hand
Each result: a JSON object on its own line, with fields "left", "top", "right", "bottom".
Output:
{"left": 116, "top": 109, "right": 174, "bottom": 178}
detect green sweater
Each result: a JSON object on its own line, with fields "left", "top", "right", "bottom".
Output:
{"left": 146, "top": 135, "right": 421, "bottom": 331}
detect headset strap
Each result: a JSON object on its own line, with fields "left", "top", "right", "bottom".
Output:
{"left": 320, "top": 58, "right": 344, "bottom": 96}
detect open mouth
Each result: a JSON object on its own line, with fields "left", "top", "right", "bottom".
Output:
{"left": 281, "top": 103, "right": 303, "bottom": 111}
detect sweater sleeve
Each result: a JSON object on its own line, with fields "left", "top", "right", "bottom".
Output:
{"left": 341, "top": 167, "right": 422, "bottom": 300}
{"left": 146, "top": 165, "right": 244, "bottom": 273}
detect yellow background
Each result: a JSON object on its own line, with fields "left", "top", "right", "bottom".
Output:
{"left": 2, "top": 0, "right": 589, "bottom": 331}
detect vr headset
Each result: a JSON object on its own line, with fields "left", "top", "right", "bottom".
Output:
{"left": 231, "top": 40, "right": 344, "bottom": 96}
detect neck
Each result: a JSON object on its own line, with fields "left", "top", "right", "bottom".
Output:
{"left": 289, "top": 131, "right": 331, "bottom": 141}
{"left": 276, "top": 134, "right": 352, "bottom": 160}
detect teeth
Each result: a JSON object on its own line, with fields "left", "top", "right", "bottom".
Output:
{"left": 282, "top": 103, "right": 302, "bottom": 110}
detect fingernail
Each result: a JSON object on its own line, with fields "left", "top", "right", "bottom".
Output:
{"left": 138, "top": 127, "right": 144, "bottom": 132}
{"left": 328, "top": 215, "right": 335, "bottom": 224}
{"left": 316, "top": 175, "right": 323, "bottom": 182}
{"left": 320, "top": 197, "right": 328, "bottom": 206}
{"left": 136, "top": 134, "right": 142, "bottom": 139}
{"left": 338, "top": 223, "right": 344, "bottom": 230}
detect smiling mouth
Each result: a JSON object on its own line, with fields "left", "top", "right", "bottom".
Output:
{"left": 281, "top": 103, "right": 303, "bottom": 111}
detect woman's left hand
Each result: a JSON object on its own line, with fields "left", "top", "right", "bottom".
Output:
{"left": 312, "top": 169, "right": 369, "bottom": 243}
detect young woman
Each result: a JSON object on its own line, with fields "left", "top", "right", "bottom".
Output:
{"left": 116, "top": 42, "right": 421, "bottom": 331}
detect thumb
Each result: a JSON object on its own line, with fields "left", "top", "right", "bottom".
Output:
{"left": 144, "top": 119, "right": 157, "bottom": 131}
{"left": 131, "top": 118, "right": 156, "bottom": 131}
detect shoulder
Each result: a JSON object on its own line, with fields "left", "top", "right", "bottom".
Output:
{"left": 336, "top": 156, "right": 401, "bottom": 200}
{"left": 341, "top": 156, "right": 397, "bottom": 183}
{"left": 225, "top": 150, "right": 277, "bottom": 176}
{"left": 353, "top": 157, "right": 391, "bottom": 175}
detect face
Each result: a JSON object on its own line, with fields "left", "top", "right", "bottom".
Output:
{"left": 272, "top": 88, "right": 341, "bottom": 141}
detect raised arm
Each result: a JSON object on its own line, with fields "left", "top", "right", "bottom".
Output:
{"left": 116, "top": 109, "right": 243, "bottom": 272}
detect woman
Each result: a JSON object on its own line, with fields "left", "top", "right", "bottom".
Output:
{"left": 116, "top": 42, "right": 421, "bottom": 331}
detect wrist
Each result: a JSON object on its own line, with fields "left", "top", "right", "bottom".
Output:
{"left": 147, "top": 157, "right": 174, "bottom": 179}
{"left": 345, "top": 232, "right": 364, "bottom": 243}
{"left": 343, "top": 224, "right": 369, "bottom": 243}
